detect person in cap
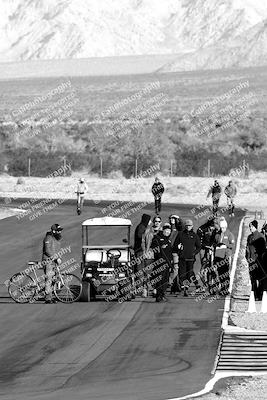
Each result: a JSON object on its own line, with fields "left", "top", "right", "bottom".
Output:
{"left": 212, "top": 219, "right": 235, "bottom": 295}
{"left": 246, "top": 220, "right": 266, "bottom": 301}
{"left": 134, "top": 214, "right": 151, "bottom": 296}
{"left": 173, "top": 219, "right": 202, "bottom": 296}
{"left": 76, "top": 178, "right": 89, "bottom": 214}
{"left": 224, "top": 180, "right": 237, "bottom": 217}
{"left": 42, "top": 224, "right": 63, "bottom": 303}
{"left": 207, "top": 180, "right": 222, "bottom": 216}
{"left": 151, "top": 177, "right": 165, "bottom": 215}
{"left": 151, "top": 223, "right": 173, "bottom": 302}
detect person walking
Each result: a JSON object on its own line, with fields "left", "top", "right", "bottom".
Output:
{"left": 212, "top": 219, "right": 235, "bottom": 295}
{"left": 76, "top": 178, "right": 89, "bottom": 214}
{"left": 42, "top": 224, "right": 63, "bottom": 304}
{"left": 207, "top": 180, "right": 222, "bottom": 216}
{"left": 173, "top": 219, "right": 202, "bottom": 297}
{"left": 151, "top": 223, "right": 173, "bottom": 302}
{"left": 246, "top": 220, "right": 266, "bottom": 301}
{"left": 134, "top": 213, "right": 151, "bottom": 296}
{"left": 224, "top": 180, "right": 237, "bottom": 217}
{"left": 151, "top": 177, "right": 165, "bottom": 215}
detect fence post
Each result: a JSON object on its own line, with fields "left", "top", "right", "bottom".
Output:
{"left": 207, "top": 159, "right": 211, "bottom": 177}
{"left": 28, "top": 157, "right": 31, "bottom": 177}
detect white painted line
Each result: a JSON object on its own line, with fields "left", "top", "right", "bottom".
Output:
{"left": 222, "top": 216, "right": 245, "bottom": 330}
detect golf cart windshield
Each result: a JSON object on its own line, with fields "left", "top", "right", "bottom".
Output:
{"left": 82, "top": 217, "right": 131, "bottom": 247}
{"left": 84, "top": 226, "right": 130, "bottom": 246}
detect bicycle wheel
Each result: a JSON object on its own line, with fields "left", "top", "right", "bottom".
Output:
{"left": 54, "top": 274, "right": 82, "bottom": 303}
{"left": 8, "top": 272, "right": 36, "bottom": 303}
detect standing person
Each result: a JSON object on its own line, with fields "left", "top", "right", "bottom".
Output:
{"left": 142, "top": 215, "right": 162, "bottom": 297}
{"left": 213, "top": 219, "right": 235, "bottom": 295}
{"left": 76, "top": 178, "right": 89, "bottom": 214}
{"left": 246, "top": 220, "right": 266, "bottom": 301}
{"left": 42, "top": 224, "right": 63, "bottom": 304}
{"left": 207, "top": 180, "right": 222, "bottom": 216}
{"left": 133, "top": 213, "right": 151, "bottom": 296}
{"left": 224, "top": 180, "right": 237, "bottom": 217}
{"left": 173, "top": 219, "right": 202, "bottom": 297}
{"left": 151, "top": 177, "right": 165, "bottom": 215}
{"left": 169, "top": 215, "right": 183, "bottom": 294}
{"left": 151, "top": 223, "right": 173, "bottom": 302}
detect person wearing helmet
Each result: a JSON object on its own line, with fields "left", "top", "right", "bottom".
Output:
{"left": 207, "top": 180, "right": 222, "bottom": 216}
{"left": 213, "top": 219, "right": 235, "bottom": 295}
{"left": 76, "top": 178, "right": 89, "bottom": 214}
{"left": 224, "top": 180, "right": 237, "bottom": 217}
{"left": 42, "top": 224, "right": 63, "bottom": 304}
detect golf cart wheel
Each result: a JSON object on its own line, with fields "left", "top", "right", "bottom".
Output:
{"left": 8, "top": 272, "right": 36, "bottom": 303}
{"left": 54, "top": 274, "right": 82, "bottom": 303}
{"left": 80, "top": 281, "right": 92, "bottom": 302}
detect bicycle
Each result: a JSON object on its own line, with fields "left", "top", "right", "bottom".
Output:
{"left": 76, "top": 192, "right": 84, "bottom": 215}
{"left": 199, "top": 245, "right": 219, "bottom": 295}
{"left": 8, "top": 261, "right": 82, "bottom": 304}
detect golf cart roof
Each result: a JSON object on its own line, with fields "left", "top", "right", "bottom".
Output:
{"left": 82, "top": 217, "right": 132, "bottom": 226}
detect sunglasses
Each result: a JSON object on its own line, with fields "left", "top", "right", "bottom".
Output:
{"left": 155, "top": 220, "right": 161, "bottom": 223}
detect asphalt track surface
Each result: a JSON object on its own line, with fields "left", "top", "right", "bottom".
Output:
{"left": 0, "top": 201, "right": 244, "bottom": 400}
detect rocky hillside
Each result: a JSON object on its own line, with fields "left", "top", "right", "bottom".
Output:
{"left": 0, "top": 0, "right": 267, "bottom": 72}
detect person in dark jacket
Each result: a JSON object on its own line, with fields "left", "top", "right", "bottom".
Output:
{"left": 246, "top": 220, "right": 266, "bottom": 300}
{"left": 151, "top": 223, "right": 173, "bottom": 302}
{"left": 207, "top": 180, "right": 222, "bottom": 215}
{"left": 42, "top": 223, "right": 63, "bottom": 303}
{"left": 134, "top": 213, "right": 151, "bottom": 296}
{"left": 173, "top": 219, "right": 202, "bottom": 296}
{"left": 169, "top": 214, "right": 183, "bottom": 294}
{"left": 151, "top": 177, "right": 165, "bottom": 215}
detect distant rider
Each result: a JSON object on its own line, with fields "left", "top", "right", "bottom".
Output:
{"left": 151, "top": 177, "right": 165, "bottom": 215}
{"left": 42, "top": 224, "right": 63, "bottom": 304}
{"left": 224, "top": 180, "right": 237, "bottom": 217}
{"left": 76, "top": 178, "right": 89, "bottom": 212}
{"left": 207, "top": 180, "right": 222, "bottom": 215}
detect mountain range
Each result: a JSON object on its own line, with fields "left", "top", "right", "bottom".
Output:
{"left": 0, "top": 0, "right": 267, "bottom": 72}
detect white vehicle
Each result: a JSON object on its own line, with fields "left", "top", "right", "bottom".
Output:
{"left": 80, "top": 217, "right": 133, "bottom": 302}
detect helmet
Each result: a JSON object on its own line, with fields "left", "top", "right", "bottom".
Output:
{"left": 51, "top": 223, "right": 63, "bottom": 233}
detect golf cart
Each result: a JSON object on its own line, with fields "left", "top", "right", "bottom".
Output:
{"left": 80, "top": 217, "right": 133, "bottom": 301}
